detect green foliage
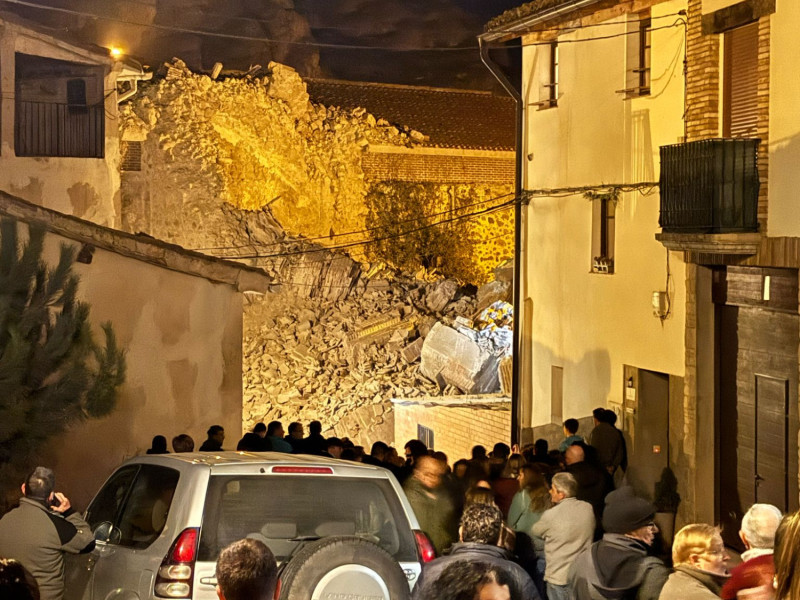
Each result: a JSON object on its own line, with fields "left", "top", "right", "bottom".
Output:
{"left": 364, "top": 181, "right": 479, "bottom": 283}
{"left": 0, "top": 219, "right": 126, "bottom": 481}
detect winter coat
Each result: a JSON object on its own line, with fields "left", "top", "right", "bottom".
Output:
{"left": 532, "top": 496, "right": 595, "bottom": 585}
{"left": 403, "top": 476, "right": 457, "bottom": 556}
{"left": 720, "top": 551, "right": 774, "bottom": 600}
{"left": 571, "top": 533, "right": 669, "bottom": 600}
{"left": 411, "top": 542, "right": 541, "bottom": 600}
{"left": 0, "top": 497, "right": 95, "bottom": 600}
{"left": 658, "top": 565, "right": 729, "bottom": 600}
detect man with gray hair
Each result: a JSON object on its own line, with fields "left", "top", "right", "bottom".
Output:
{"left": 532, "top": 472, "right": 595, "bottom": 600}
{"left": 721, "top": 503, "right": 782, "bottom": 600}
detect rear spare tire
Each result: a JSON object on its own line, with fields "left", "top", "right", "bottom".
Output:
{"left": 278, "top": 535, "right": 410, "bottom": 600}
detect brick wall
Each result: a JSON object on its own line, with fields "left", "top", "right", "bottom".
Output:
{"left": 393, "top": 400, "right": 512, "bottom": 463}
{"left": 364, "top": 152, "right": 515, "bottom": 185}
{"left": 686, "top": 0, "right": 720, "bottom": 142}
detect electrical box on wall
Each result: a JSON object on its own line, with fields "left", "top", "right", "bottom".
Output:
{"left": 652, "top": 291, "right": 668, "bottom": 318}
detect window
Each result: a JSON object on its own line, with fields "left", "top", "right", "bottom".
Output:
{"left": 66, "top": 78, "right": 87, "bottom": 112}
{"left": 197, "top": 476, "right": 417, "bottom": 563}
{"left": 86, "top": 465, "right": 180, "bottom": 549}
{"left": 534, "top": 42, "right": 559, "bottom": 109}
{"left": 623, "top": 11, "right": 651, "bottom": 97}
{"left": 417, "top": 424, "right": 434, "bottom": 449}
{"left": 723, "top": 22, "right": 759, "bottom": 138}
{"left": 591, "top": 196, "right": 616, "bottom": 273}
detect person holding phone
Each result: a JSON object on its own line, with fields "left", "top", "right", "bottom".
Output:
{"left": 0, "top": 466, "right": 95, "bottom": 600}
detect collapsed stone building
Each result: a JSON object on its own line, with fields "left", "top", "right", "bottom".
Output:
{"left": 118, "top": 60, "right": 516, "bottom": 447}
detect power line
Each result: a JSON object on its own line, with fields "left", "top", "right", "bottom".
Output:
{"left": 1, "top": 1, "right": 685, "bottom": 53}
{"left": 0, "top": 0, "right": 479, "bottom": 52}
{"left": 189, "top": 191, "right": 515, "bottom": 252}
{"left": 518, "top": 19, "right": 686, "bottom": 49}
{"left": 214, "top": 198, "right": 516, "bottom": 260}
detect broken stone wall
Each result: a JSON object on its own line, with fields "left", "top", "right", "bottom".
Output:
{"left": 119, "top": 60, "right": 515, "bottom": 445}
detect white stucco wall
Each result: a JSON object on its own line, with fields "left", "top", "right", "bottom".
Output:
{"left": 521, "top": 2, "right": 687, "bottom": 426}
{"left": 767, "top": 0, "right": 800, "bottom": 237}
{"left": 34, "top": 230, "right": 244, "bottom": 509}
{"left": 703, "top": 0, "right": 742, "bottom": 12}
{"left": 0, "top": 24, "right": 120, "bottom": 227}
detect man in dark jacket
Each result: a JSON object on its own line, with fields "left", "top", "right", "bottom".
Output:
{"left": 412, "top": 503, "right": 539, "bottom": 600}
{"left": 0, "top": 467, "right": 95, "bottom": 600}
{"left": 403, "top": 455, "right": 456, "bottom": 556}
{"left": 571, "top": 487, "right": 669, "bottom": 600}
{"left": 588, "top": 408, "right": 625, "bottom": 475}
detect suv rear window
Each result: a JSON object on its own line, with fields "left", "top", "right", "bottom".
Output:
{"left": 197, "top": 475, "right": 417, "bottom": 563}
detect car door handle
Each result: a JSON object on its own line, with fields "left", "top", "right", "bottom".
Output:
{"left": 199, "top": 577, "right": 217, "bottom": 586}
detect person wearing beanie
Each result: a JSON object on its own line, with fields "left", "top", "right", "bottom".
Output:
{"left": 570, "top": 487, "right": 670, "bottom": 600}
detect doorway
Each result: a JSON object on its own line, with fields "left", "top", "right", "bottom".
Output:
{"left": 623, "top": 367, "right": 670, "bottom": 502}
{"left": 716, "top": 267, "right": 799, "bottom": 549}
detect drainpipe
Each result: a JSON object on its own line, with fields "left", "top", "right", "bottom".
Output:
{"left": 479, "top": 38, "right": 524, "bottom": 446}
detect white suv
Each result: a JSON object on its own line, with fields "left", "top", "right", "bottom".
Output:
{"left": 64, "top": 452, "right": 435, "bottom": 600}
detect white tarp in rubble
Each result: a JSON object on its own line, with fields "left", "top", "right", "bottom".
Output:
{"left": 420, "top": 322, "right": 500, "bottom": 394}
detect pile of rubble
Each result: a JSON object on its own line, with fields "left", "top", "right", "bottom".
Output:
{"left": 243, "top": 264, "right": 513, "bottom": 445}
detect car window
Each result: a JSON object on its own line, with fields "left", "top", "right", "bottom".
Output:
{"left": 86, "top": 465, "right": 139, "bottom": 530}
{"left": 198, "top": 476, "right": 416, "bottom": 563}
{"left": 87, "top": 465, "right": 179, "bottom": 549}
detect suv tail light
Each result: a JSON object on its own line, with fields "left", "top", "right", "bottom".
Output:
{"left": 413, "top": 530, "right": 436, "bottom": 563}
{"left": 155, "top": 528, "right": 199, "bottom": 598}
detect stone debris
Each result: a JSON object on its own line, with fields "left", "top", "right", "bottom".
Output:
{"left": 242, "top": 266, "right": 514, "bottom": 446}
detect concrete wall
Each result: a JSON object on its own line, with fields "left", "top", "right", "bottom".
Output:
{"left": 393, "top": 399, "right": 511, "bottom": 462}
{"left": 0, "top": 23, "right": 120, "bottom": 227}
{"left": 520, "top": 1, "right": 687, "bottom": 427}
{"left": 767, "top": 0, "right": 800, "bottom": 237}
{"left": 31, "top": 226, "right": 244, "bottom": 510}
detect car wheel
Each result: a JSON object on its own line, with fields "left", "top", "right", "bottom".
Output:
{"left": 278, "top": 535, "right": 410, "bottom": 600}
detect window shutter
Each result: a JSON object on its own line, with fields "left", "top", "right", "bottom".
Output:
{"left": 723, "top": 22, "right": 759, "bottom": 138}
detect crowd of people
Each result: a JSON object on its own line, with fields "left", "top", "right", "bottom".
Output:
{"left": 4, "top": 408, "right": 800, "bottom": 599}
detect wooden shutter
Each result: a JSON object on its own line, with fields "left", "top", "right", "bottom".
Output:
{"left": 723, "top": 22, "right": 759, "bottom": 138}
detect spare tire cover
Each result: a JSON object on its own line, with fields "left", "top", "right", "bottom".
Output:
{"left": 278, "top": 535, "right": 410, "bottom": 600}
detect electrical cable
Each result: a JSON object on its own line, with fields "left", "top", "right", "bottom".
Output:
{"left": 0, "top": 0, "right": 479, "bottom": 52}
{"left": 212, "top": 198, "right": 516, "bottom": 260}
{"left": 0, "top": 0, "right": 685, "bottom": 53}
{"left": 189, "top": 191, "right": 515, "bottom": 252}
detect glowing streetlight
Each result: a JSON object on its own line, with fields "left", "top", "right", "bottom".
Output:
{"left": 109, "top": 46, "right": 124, "bottom": 59}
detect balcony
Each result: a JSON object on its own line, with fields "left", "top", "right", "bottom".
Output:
{"left": 656, "top": 138, "right": 761, "bottom": 255}
{"left": 15, "top": 100, "right": 105, "bottom": 158}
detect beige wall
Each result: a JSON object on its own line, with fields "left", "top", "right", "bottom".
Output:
{"left": 767, "top": 1, "right": 800, "bottom": 237}
{"left": 0, "top": 25, "right": 120, "bottom": 227}
{"left": 32, "top": 227, "right": 243, "bottom": 509}
{"left": 520, "top": 1, "right": 687, "bottom": 426}
{"left": 393, "top": 400, "right": 511, "bottom": 463}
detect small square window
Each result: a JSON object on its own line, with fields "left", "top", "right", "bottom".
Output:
{"left": 417, "top": 424, "right": 434, "bottom": 449}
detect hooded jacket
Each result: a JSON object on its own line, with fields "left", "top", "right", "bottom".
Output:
{"left": 571, "top": 534, "right": 669, "bottom": 600}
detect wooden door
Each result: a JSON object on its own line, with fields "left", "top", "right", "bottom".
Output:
{"left": 716, "top": 267, "right": 799, "bottom": 550}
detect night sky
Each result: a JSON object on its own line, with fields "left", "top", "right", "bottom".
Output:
{"left": 1, "top": 0, "right": 524, "bottom": 90}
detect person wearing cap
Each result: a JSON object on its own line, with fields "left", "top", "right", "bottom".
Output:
{"left": 571, "top": 487, "right": 669, "bottom": 600}
{"left": 0, "top": 467, "right": 95, "bottom": 600}
{"left": 531, "top": 472, "right": 595, "bottom": 600}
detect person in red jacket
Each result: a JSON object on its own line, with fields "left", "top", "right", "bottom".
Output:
{"left": 721, "top": 503, "right": 782, "bottom": 600}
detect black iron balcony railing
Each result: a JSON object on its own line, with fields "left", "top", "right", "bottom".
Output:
{"left": 15, "top": 100, "right": 105, "bottom": 158}
{"left": 659, "top": 138, "right": 759, "bottom": 233}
